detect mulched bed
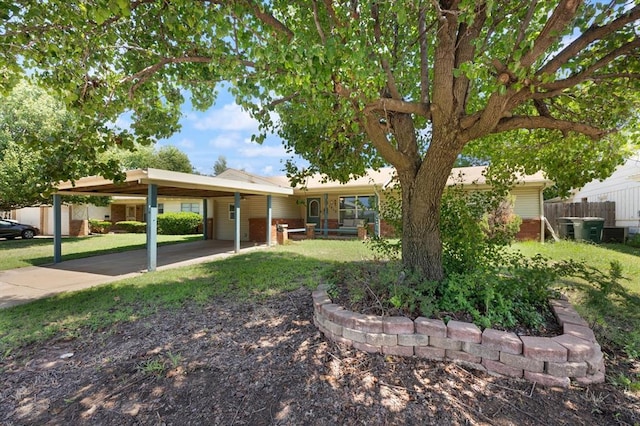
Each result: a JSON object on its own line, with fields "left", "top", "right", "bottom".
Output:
{"left": 1, "top": 288, "right": 638, "bottom": 425}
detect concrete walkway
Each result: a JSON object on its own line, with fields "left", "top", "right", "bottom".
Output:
{"left": 0, "top": 240, "right": 265, "bottom": 309}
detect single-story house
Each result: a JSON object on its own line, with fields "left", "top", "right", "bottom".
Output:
{"left": 9, "top": 165, "right": 549, "bottom": 243}
{"left": 571, "top": 151, "right": 640, "bottom": 235}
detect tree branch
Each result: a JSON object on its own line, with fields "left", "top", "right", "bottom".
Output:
{"left": 121, "top": 56, "right": 213, "bottom": 97}
{"left": 453, "top": 2, "right": 487, "bottom": 116}
{"left": 371, "top": 2, "right": 401, "bottom": 99}
{"left": 520, "top": 0, "right": 581, "bottom": 68}
{"left": 321, "top": 0, "right": 339, "bottom": 29}
{"left": 538, "top": 4, "right": 640, "bottom": 76}
{"left": 311, "top": 0, "right": 326, "bottom": 44}
{"left": 431, "top": 0, "right": 459, "bottom": 121}
{"left": 590, "top": 73, "right": 640, "bottom": 81}
{"left": 232, "top": 0, "right": 294, "bottom": 42}
{"left": 364, "top": 98, "right": 430, "bottom": 117}
{"left": 493, "top": 115, "right": 610, "bottom": 139}
{"left": 539, "top": 38, "right": 640, "bottom": 92}
{"left": 261, "top": 92, "right": 300, "bottom": 109}
{"left": 418, "top": 7, "right": 430, "bottom": 104}
{"left": 512, "top": 0, "right": 538, "bottom": 60}
{"left": 361, "top": 112, "right": 411, "bottom": 170}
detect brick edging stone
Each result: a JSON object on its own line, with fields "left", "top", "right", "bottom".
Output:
{"left": 312, "top": 284, "right": 605, "bottom": 388}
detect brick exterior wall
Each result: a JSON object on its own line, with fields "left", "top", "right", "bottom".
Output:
{"left": 69, "top": 220, "right": 89, "bottom": 237}
{"left": 377, "top": 219, "right": 541, "bottom": 240}
{"left": 313, "top": 285, "right": 604, "bottom": 388}
{"left": 517, "top": 218, "right": 541, "bottom": 241}
{"left": 109, "top": 204, "right": 145, "bottom": 223}
{"left": 379, "top": 219, "right": 397, "bottom": 237}
{"left": 249, "top": 218, "right": 306, "bottom": 242}
{"left": 110, "top": 205, "right": 126, "bottom": 223}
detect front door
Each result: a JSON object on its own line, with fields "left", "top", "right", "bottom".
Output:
{"left": 306, "top": 198, "right": 321, "bottom": 227}
{"left": 126, "top": 205, "right": 136, "bottom": 221}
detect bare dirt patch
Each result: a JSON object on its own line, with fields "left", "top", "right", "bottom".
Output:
{"left": 1, "top": 288, "right": 638, "bottom": 425}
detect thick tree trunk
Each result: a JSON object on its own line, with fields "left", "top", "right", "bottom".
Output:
{"left": 396, "top": 133, "right": 461, "bottom": 282}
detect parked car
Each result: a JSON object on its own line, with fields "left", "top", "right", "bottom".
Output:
{"left": 0, "top": 219, "right": 39, "bottom": 239}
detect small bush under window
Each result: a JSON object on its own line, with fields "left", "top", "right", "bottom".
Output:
{"left": 114, "top": 221, "right": 146, "bottom": 233}
{"left": 157, "top": 212, "right": 202, "bottom": 235}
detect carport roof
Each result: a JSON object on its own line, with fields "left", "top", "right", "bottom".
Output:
{"left": 56, "top": 168, "right": 294, "bottom": 198}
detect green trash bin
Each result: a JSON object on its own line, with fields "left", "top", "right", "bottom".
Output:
{"left": 557, "top": 217, "right": 576, "bottom": 240}
{"left": 572, "top": 217, "right": 605, "bottom": 243}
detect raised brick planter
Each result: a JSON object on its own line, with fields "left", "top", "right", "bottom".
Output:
{"left": 312, "top": 285, "right": 605, "bottom": 388}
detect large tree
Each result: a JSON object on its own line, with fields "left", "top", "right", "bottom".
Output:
{"left": 2, "top": 1, "right": 639, "bottom": 280}
{"left": 102, "top": 144, "right": 194, "bottom": 173}
{"left": 0, "top": 81, "right": 116, "bottom": 210}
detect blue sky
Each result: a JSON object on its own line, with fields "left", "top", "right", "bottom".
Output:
{"left": 154, "top": 88, "right": 302, "bottom": 177}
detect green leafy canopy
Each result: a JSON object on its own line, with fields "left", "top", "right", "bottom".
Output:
{"left": 2, "top": 1, "right": 639, "bottom": 278}
{"left": 0, "top": 82, "right": 113, "bottom": 209}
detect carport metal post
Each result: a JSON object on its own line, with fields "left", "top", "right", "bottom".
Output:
{"left": 234, "top": 192, "right": 241, "bottom": 253}
{"left": 323, "top": 193, "right": 329, "bottom": 237}
{"left": 266, "top": 195, "right": 272, "bottom": 246}
{"left": 53, "top": 194, "right": 62, "bottom": 263}
{"left": 146, "top": 184, "right": 158, "bottom": 271}
{"left": 374, "top": 194, "right": 380, "bottom": 237}
{"left": 202, "top": 198, "right": 208, "bottom": 240}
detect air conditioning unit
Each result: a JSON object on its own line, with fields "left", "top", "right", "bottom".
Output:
{"left": 602, "top": 226, "right": 628, "bottom": 243}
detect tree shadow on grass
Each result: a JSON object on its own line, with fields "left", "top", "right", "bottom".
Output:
{"left": 0, "top": 251, "right": 335, "bottom": 353}
{"left": 3, "top": 259, "right": 638, "bottom": 425}
{"left": 597, "top": 242, "right": 640, "bottom": 258}
{"left": 558, "top": 264, "right": 640, "bottom": 360}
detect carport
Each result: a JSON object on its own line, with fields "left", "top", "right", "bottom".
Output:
{"left": 55, "top": 168, "right": 293, "bottom": 271}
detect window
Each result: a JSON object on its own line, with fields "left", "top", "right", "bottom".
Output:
{"left": 228, "top": 204, "right": 235, "bottom": 221}
{"left": 181, "top": 203, "right": 200, "bottom": 214}
{"left": 158, "top": 203, "right": 164, "bottom": 214}
{"left": 339, "top": 195, "right": 375, "bottom": 224}
{"left": 308, "top": 199, "right": 320, "bottom": 218}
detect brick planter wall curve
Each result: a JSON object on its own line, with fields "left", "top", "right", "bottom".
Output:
{"left": 312, "top": 284, "right": 605, "bottom": 388}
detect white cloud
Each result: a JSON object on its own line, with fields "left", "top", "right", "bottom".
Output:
{"left": 230, "top": 160, "right": 256, "bottom": 174}
{"left": 192, "top": 103, "right": 259, "bottom": 132}
{"left": 175, "top": 138, "right": 195, "bottom": 149}
{"left": 261, "top": 165, "right": 274, "bottom": 175}
{"left": 237, "top": 143, "right": 287, "bottom": 158}
{"left": 208, "top": 134, "right": 243, "bottom": 149}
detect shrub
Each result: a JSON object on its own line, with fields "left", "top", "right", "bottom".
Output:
{"left": 88, "top": 219, "right": 111, "bottom": 234}
{"left": 326, "top": 253, "right": 573, "bottom": 330}
{"left": 157, "top": 212, "right": 202, "bottom": 235}
{"left": 481, "top": 195, "right": 522, "bottom": 246}
{"left": 356, "top": 179, "right": 562, "bottom": 331}
{"left": 627, "top": 233, "right": 640, "bottom": 248}
{"left": 368, "top": 184, "right": 522, "bottom": 273}
{"left": 115, "top": 221, "right": 146, "bottom": 233}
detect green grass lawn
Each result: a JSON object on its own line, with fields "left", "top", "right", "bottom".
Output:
{"left": 515, "top": 240, "right": 640, "bottom": 295}
{"left": 1, "top": 238, "right": 638, "bottom": 389}
{"left": 515, "top": 240, "right": 640, "bottom": 389}
{"left": 0, "top": 233, "right": 202, "bottom": 271}
{"left": 0, "top": 239, "right": 369, "bottom": 356}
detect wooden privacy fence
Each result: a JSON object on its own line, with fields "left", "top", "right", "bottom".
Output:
{"left": 544, "top": 199, "right": 616, "bottom": 233}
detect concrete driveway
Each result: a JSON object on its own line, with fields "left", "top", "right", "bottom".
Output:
{"left": 0, "top": 240, "right": 264, "bottom": 309}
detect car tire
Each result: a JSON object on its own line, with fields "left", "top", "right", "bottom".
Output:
{"left": 21, "top": 229, "right": 35, "bottom": 239}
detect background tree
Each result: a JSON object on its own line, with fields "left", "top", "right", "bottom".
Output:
{"left": 213, "top": 156, "right": 228, "bottom": 176}
{"left": 102, "top": 144, "right": 194, "bottom": 173}
{"left": 2, "top": 1, "right": 639, "bottom": 280}
{"left": 0, "top": 81, "right": 116, "bottom": 210}
{"left": 152, "top": 145, "right": 193, "bottom": 173}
